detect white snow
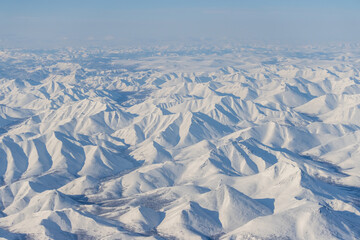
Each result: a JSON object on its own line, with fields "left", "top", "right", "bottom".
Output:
{"left": 0, "top": 45, "right": 359, "bottom": 239}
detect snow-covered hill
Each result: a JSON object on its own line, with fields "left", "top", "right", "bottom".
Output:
{"left": 0, "top": 45, "right": 359, "bottom": 239}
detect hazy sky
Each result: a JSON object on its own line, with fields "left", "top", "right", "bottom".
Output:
{"left": 1, "top": 0, "right": 360, "bottom": 48}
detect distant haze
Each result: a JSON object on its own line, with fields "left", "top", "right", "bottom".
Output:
{"left": 1, "top": 0, "right": 360, "bottom": 48}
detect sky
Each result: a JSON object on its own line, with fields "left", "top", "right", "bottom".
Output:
{"left": 1, "top": 0, "right": 360, "bottom": 48}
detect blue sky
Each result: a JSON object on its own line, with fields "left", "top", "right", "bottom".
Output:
{"left": 1, "top": 0, "right": 360, "bottom": 48}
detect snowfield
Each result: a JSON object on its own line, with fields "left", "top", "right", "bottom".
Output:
{"left": 0, "top": 45, "right": 359, "bottom": 239}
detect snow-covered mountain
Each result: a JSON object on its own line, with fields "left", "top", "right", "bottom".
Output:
{"left": 0, "top": 45, "right": 359, "bottom": 239}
